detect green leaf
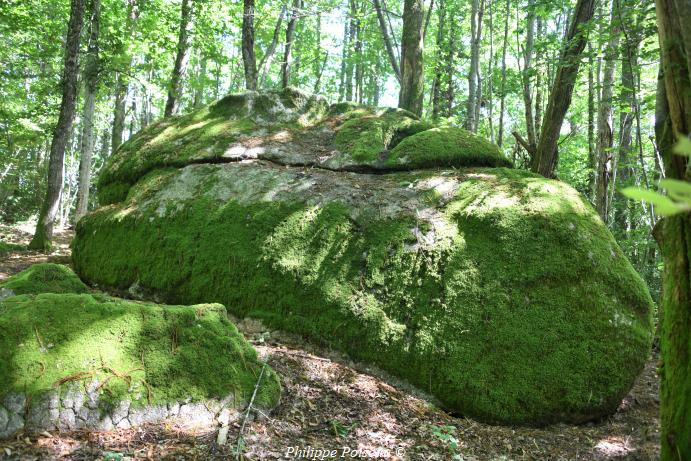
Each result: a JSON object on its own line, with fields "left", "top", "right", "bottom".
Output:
{"left": 659, "top": 179, "right": 691, "bottom": 202}
{"left": 673, "top": 137, "right": 691, "bottom": 157}
{"left": 620, "top": 187, "right": 684, "bottom": 216}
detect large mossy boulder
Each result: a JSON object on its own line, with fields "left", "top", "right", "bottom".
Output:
{"left": 0, "top": 267, "right": 280, "bottom": 437}
{"left": 74, "top": 88, "right": 654, "bottom": 425}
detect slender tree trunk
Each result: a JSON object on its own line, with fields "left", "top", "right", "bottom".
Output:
{"left": 111, "top": 0, "right": 138, "bottom": 154}
{"left": 497, "top": 0, "right": 509, "bottom": 146}
{"left": 164, "top": 0, "right": 193, "bottom": 117}
{"left": 534, "top": 16, "right": 543, "bottom": 139}
{"left": 530, "top": 0, "right": 595, "bottom": 177}
{"left": 445, "top": 15, "right": 456, "bottom": 117}
{"left": 30, "top": 0, "right": 86, "bottom": 250}
{"left": 465, "top": 0, "right": 484, "bottom": 132}
{"left": 282, "top": 0, "right": 301, "bottom": 89}
{"left": 399, "top": 0, "right": 425, "bottom": 116}
{"left": 595, "top": 0, "right": 620, "bottom": 222}
{"left": 373, "top": 0, "right": 402, "bottom": 82}
{"left": 521, "top": 0, "right": 537, "bottom": 150}
{"left": 338, "top": 15, "right": 350, "bottom": 102}
{"left": 431, "top": 0, "right": 445, "bottom": 119}
{"left": 654, "top": 1, "right": 691, "bottom": 458}
{"left": 587, "top": 42, "right": 596, "bottom": 198}
{"left": 352, "top": 0, "right": 363, "bottom": 103}
{"left": 75, "top": 0, "right": 100, "bottom": 222}
{"left": 193, "top": 53, "right": 207, "bottom": 108}
{"left": 613, "top": 0, "right": 642, "bottom": 232}
{"left": 242, "top": 0, "right": 258, "bottom": 90}
{"left": 259, "top": 3, "right": 287, "bottom": 87}
{"left": 344, "top": 2, "right": 356, "bottom": 101}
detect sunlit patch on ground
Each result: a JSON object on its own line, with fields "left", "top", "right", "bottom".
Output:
{"left": 594, "top": 437, "right": 635, "bottom": 458}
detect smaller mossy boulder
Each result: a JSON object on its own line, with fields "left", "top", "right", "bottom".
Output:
{"left": 0, "top": 263, "right": 88, "bottom": 299}
{"left": 0, "top": 291, "right": 280, "bottom": 436}
{"left": 331, "top": 107, "right": 432, "bottom": 165}
{"left": 387, "top": 126, "right": 512, "bottom": 169}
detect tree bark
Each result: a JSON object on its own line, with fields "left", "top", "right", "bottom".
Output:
{"left": 30, "top": 0, "right": 86, "bottom": 250}
{"left": 595, "top": 0, "right": 620, "bottom": 222}
{"left": 258, "top": 3, "right": 287, "bottom": 87}
{"left": 497, "top": 0, "right": 509, "bottom": 146}
{"left": 530, "top": 0, "right": 595, "bottom": 177}
{"left": 445, "top": 15, "right": 456, "bottom": 117}
{"left": 282, "top": 0, "right": 301, "bottom": 89}
{"left": 398, "top": 0, "right": 425, "bottom": 117}
{"left": 521, "top": 0, "right": 537, "bottom": 151}
{"left": 431, "top": 0, "right": 445, "bottom": 119}
{"left": 465, "top": 0, "right": 484, "bottom": 132}
{"left": 654, "top": 1, "right": 691, "bottom": 459}
{"left": 338, "top": 14, "right": 350, "bottom": 102}
{"left": 373, "top": 0, "right": 401, "bottom": 82}
{"left": 164, "top": 0, "right": 193, "bottom": 117}
{"left": 193, "top": 53, "right": 207, "bottom": 108}
{"left": 75, "top": 0, "right": 100, "bottom": 222}
{"left": 110, "top": 0, "right": 138, "bottom": 154}
{"left": 242, "top": 0, "right": 258, "bottom": 90}
{"left": 587, "top": 42, "right": 596, "bottom": 198}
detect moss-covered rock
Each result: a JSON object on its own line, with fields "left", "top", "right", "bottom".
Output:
{"left": 387, "top": 126, "right": 512, "bottom": 169}
{"left": 96, "top": 89, "right": 509, "bottom": 204}
{"left": 0, "top": 263, "right": 88, "bottom": 298}
{"left": 0, "top": 290, "right": 280, "bottom": 436}
{"left": 74, "top": 144, "right": 654, "bottom": 424}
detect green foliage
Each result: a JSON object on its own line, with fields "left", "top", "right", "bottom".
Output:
{"left": 0, "top": 263, "right": 89, "bottom": 296}
{"left": 73, "top": 163, "right": 653, "bottom": 425}
{"left": 621, "top": 140, "right": 691, "bottom": 216}
{"left": 430, "top": 424, "right": 463, "bottom": 460}
{"left": 0, "top": 291, "right": 281, "bottom": 409}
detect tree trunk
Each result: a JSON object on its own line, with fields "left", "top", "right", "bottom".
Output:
{"left": 110, "top": 0, "right": 138, "bottom": 154}
{"left": 345, "top": 2, "right": 356, "bottom": 101}
{"left": 164, "top": 0, "right": 193, "bottom": 116}
{"left": 242, "top": 0, "right": 257, "bottom": 90}
{"left": 497, "top": 0, "right": 509, "bottom": 146}
{"left": 398, "top": 0, "right": 425, "bottom": 117}
{"left": 75, "top": 0, "right": 100, "bottom": 222}
{"left": 373, "top": 0, "right": 401, "bottom": 82}
{"left": 431, "top": 0, "right": 445, "bottom": 119}
{"left": 338, "top": 15, "right": 350, "bottom": 102}
{"left": 30, "top": 0, "right": 86, "bottom": 250}
{"left": 521, "top": 0, "right": 537, "bottom": 151}
{"left": 654, "top": 1, "right": 691, "bottom": 459}
{"left": 613, "top": 0, "right": 642, "bottom": 232}
{"left": 594, "top": 0, "right": 620, "bottom": 222}
{"left": 193, "top": 53, "right": 207, "bottom": 108}
{"left": 465, "top": 0, "right": 484, "bottom": 132}
{"left": 352, "top": 0, "right": 363, "bottom": 103}
{"left": 259, "top": 3, "right": 287, "bottom": 87}
{"left": 445, "top": 15, "right": 456, "bottom": 117}
{"left": 587, "top": 42, "right": 596, "bottom": 198}
{"left": 282, "top": 0, "right": 301, "bottom": 89}
{"left": 530, "top": 0, "right": 595, "bottom": 177}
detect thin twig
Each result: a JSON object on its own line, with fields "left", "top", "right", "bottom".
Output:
{"left": 235, "top": 362, "right": 267, "bottom": 459}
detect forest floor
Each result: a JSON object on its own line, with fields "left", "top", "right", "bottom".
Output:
{"left": 0, "top": 223, "right": 660, "bottom": 461}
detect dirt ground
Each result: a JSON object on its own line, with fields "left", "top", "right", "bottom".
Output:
{"left": 0, "top": 223, "right": 660, "bottom": 460}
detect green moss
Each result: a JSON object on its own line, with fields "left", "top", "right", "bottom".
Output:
{"left": 387, "top": 127, "right": 512, "bottom": 169}
{"left": 0, "top": 292, "right": 280, "bottom": 409}
{"left": 73, "top": 165, "right": 653, "bottom": 425}
{"left": 97, "top": 88, "right": 328, "bottom": 205}
{"left": 0, "top": 241, "right": 26, "bottom": 256}
{"left": 333, "top": 108, "right": 432, "bottom": 163}
{"left": 0, "top": 263, "right": 89, "bottom": 296}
